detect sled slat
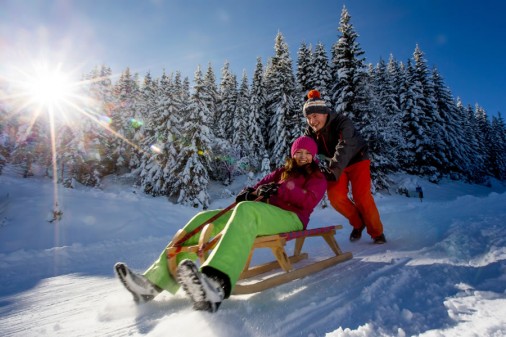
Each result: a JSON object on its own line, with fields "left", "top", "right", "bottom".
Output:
{"left": 233, "top": 252, "right": 353, "bottom": 295}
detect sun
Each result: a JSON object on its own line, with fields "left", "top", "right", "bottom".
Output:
{"left": 23, "top": 63, "right": 75, "bottom": 108}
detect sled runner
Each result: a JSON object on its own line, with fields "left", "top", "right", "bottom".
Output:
{"left": 166, "top": 218, "right": 352, "bottom": 295}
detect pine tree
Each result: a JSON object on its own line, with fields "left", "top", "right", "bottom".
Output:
{"left": 366, "top": 61, "right": 402, "bottom": 189}
{"left": 56, "top": 123, "right": 100, "bottom": 187}
{"left": 247, "top": 68, "right": 268, "bottom": 173}
{"left": 311, "top": 42, "right": 332, "bottom": 102}
{"left": 264, "top": 32, "right": 300, "bottom": 166}
{"left": 168, "top": 67, "right": 212, "bottom": 209}
{"left": 139, "top": 71, "right": 173, "bottom": 196}
{"left": 296, "top": 42, "right": 314, "bottom": 94}
{"left": 475, "top": 104, "right": 493, "bottom": 180}
{"left": 463, "top": 103, "right": 486, "bottom": 182}
{"left": 77, "top": 65, "right": 115, "bottom": 184}
{"left": 203, "top": 63, "right": 220, "bottom": 136}
{"left": 330, "top": 6, "right": 367, "bottom": 122}
{"left": 10, "top": 116, "right": 50, "bottom": 178}
{"left": 217, "top": 61, "right": 237, "bottom": 142}
{"left": 233, "top": 71, "right": 250, "bottom": 160}
{"left": 490, "top": 112, "right": 506, "bottom": 180}
{"left": 0, "top": 103, "right": 9, "bottom": 174}
{"left": 412, "top": 45, "right": 447, "bottom": 181}
{"left": 250, "top": 57, "right": 269, "bottom": 153}
{"left": 110, "top": 67, "right": 140, "bottom": 174}
{"left": 431, "top": 67, "right": 466, "bottom": 178}
{"left": 399, "top": 59, "right": 433, "bottom": 177}
{"left": 130, "top": 72, "right": 157, "bottom": 172}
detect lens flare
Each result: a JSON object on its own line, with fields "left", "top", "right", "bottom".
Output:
{"left": 150, "top": 144, "right": 163, "bottom": 154}
{"left": 130, "top": 118, "right": 143, "bottom": 129}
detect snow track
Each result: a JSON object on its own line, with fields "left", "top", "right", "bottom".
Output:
{"left": 1, "top": 174, "right": 505, "bottom": 336}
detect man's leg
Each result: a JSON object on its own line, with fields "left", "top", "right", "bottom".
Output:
{"left": 327, "top": 172, "right": 365, "bottom": 230}
{"left": 347, "top": 160, "right": 383, "bottom": 238}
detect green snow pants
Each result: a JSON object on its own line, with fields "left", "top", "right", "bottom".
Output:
{"left": 143, "top": 201, "right": 303, "bottom": 294}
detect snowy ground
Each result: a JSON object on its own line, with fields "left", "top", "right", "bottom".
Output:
{"left": 0, "top": 168, "right": 505, "bottom": 337}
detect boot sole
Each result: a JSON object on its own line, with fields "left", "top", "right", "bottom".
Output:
{"left": 114, "top": 263, "right": 155, "bottom": 303}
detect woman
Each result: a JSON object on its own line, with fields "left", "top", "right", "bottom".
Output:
{"left": 114, "top": 136, "right": 327, "bottom": 313}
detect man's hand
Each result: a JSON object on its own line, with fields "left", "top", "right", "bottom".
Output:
{"left": 319, "top": 165, "right": 337, "bottom": 181}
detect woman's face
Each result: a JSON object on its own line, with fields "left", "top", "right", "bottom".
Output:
{"left": 293, "top": 149, "right": 313, "bottom": 166}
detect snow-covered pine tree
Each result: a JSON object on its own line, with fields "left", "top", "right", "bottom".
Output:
{"left": 296, "top": 42, "right": 314, "bottom": 95}
{"left": 203, "top": 63, "right": 220, "bottom": 136}
{"left": 217, "top": 61, "right": 237, "bottom": 142}
{"left": 330, "top": 6, "right": 367, "bottom": 124}
{"left": 138, "top": 71, "right": 174, "bottom": 196}
{"left": 412, "top": 45, "right": 447, "bottom": 181}
{"left": 168, "top": 66, "right": 212, "bottom": 209}
{"left": 365, "top": 61, "right": 400, "bottom": 190}
{"left": 83, "top": 65, "right": 115, "bottom": 178}
{"left": 399, "top": 59, "right": 433, "bottom": 177}
{"left": 130, "top": 72, "right": 157, "bottom": 172}
{"left": 233, "top": 71, "right": 250, "bottom": 161}
{"left": 264, "top": 32, "right": 300, "bottom": 166}
{"left": 311, "top": 42, "right": 332, "bottom": 103}
{"left": 250, "top": 57, "right": 269, "bottom": 154}
{"left": 0, "top": 103, "right": 9, "bottom": 174}
{"left": 461, "top": 103, "right": 487, "bottom": 182}
{"left": 386, "top": 55, "right": 403, "bottom": 121}
{"left": 56, "top": 124, "right": 82, "bottom": 187}
{"left": 246, "top": 68, "right": 268, "bottom": 173}
{"left": 431, "top": 67, "right": 466, "bottom": 179}
{"left": 10, "top": 113, "right": 51, "bottom": 178}
{"left": 475, "top": 104, "right": 493, "bottom": 181}
{"left": 110, "top": 68, "right": 139, "bottom": 174}
{"left": 490, "top": 112, "right": 506, "bottom": 180}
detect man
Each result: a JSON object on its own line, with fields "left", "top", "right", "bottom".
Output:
{"left": 303, "top": 89, "right": 386, "bottom": 244}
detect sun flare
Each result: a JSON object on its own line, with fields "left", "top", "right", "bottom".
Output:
{"left": 22, "top": 64, "right": 75, "bottom": 108}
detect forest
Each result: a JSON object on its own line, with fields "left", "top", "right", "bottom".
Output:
{"left": 1, "top": 7, "right": 505, "bottom": 210}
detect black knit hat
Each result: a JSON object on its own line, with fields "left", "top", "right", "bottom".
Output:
{"left": 303, "top": 89, "right": 331, "bottom": 117}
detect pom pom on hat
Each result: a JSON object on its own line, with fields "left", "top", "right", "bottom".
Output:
{"left": 303, "top": 89, "right": 331, "bottom": 117}
{"left": 291, "top": 136, "right": 318, "bottom": 158}
{"left": 307, "top": 89, "right": 321, "bottom": 100}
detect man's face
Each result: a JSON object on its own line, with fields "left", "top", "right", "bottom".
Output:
{"left": 306, "top": 113, "right": 327, "bottom": 132}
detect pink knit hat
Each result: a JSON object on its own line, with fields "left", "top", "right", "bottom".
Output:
{"left": 291, "top": 136, "right": 318, "bottom": 158}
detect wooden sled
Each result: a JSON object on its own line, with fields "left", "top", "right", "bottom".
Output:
{"left": 166, "top": 224, "right": 353, "bottom": 295}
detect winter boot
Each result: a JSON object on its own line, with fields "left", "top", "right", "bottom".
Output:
{"left": 114, "top": 262, "right": 162, "bottom": 304}
{"left": 177, "top": 259, "right": 225, "bottom": 313}
{"left": 373, "top": 234, "right": 387, "bottom": 244}
{"left": 349, "top": 225, "right": 365, "bottom": 242}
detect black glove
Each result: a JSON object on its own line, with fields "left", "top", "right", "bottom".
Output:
{"left": 255, "top": 182, "right": 279, "bottom": 199}
{"left": 320, "top": 165, "right": 337, "bottom": 181}
{"left": 235, "top": 187, "right": 256, "bottom": 203}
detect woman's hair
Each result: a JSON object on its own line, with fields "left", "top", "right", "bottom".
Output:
{"left": 281, "top": 157, "right": 320, "bottom": 181}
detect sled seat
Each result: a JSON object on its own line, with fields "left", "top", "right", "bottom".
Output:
{"left": 240, "top": 225, "right": 344, "bottom": 277}
{"left": 166, "top": 224, "right": 352, "bottom": 294}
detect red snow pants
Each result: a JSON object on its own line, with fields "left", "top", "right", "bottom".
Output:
{"left": 327, "top": 159, "right": 384, "bottom": 238}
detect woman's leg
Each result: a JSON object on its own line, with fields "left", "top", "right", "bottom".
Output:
{"left": 143, "top": 209, "right": 232, "bottom": 294}
{"left": 202, "top": 201, "right": 303, "bottom": 291}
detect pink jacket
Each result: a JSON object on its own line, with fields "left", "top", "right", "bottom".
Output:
{"left": 253, "top": 167, "right": 327, "bottom": 229}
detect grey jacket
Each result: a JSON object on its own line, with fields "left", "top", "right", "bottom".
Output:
{"left": 304, "top": 113, "right": 369, "bottom": 180}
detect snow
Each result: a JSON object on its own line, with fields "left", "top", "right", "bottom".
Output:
{"left": 0, "top": 170, "right": 505, "bottom": 337}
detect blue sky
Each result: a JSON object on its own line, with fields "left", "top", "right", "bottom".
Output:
{"left": 1, "top": 0, "right": 504, "bottom": 118}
